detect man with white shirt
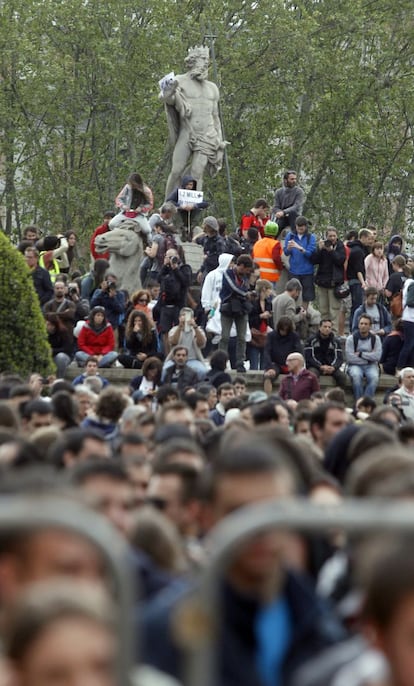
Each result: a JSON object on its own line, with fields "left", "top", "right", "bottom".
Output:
{"left": 397, "top": 277, "right": 414, "bottom": 369}
{"left": 394, "top": 368, "right": 414, "bottom": 421}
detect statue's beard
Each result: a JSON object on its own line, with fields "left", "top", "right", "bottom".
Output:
{"left": 190, "top": 66, "right": 208, "bottom": 80}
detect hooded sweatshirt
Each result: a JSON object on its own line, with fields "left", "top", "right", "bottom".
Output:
{"left": 166, "top": 176, "right": 209, "bottom": 210}
{"left": 386, "top": 234, "right": 404, "bottom": 262}
{"left": 201, "top": 253, "right": 234, "bottom": 310}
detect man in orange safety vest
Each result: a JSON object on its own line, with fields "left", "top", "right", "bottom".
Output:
{"left": 252, "top": 221, "right": 283, "bottom": 284}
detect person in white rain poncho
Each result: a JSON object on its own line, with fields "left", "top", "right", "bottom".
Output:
{"left": 201, "top": 253, "right": 252, "bottom": 349}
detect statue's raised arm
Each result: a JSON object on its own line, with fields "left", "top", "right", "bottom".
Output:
{"left": 160, "top": 46, "right": 227, "bottom": 198}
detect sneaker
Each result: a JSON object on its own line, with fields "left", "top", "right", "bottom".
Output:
{"left": 236, "top": 365, "right": 247, "bottom": 373}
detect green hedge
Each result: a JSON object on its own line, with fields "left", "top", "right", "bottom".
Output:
{"left": 0, "top": 232, "right": 54, "bottom": 378}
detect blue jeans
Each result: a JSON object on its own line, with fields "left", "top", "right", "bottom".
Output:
{"left": 348, "top": 363, "right": 379, "bottom": 400}
{"left": 75, "top": 351, "right": 118, "bottom": 367}
{"left": 247, "top": 344, "right": 265, "bottom": 370}
{"left": 54, "top": 353, "right": 72, "bottom": 378}
{"left": 398, "top": 321, "right": 414, "bottom": 368}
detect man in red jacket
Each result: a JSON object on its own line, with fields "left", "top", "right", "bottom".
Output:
{"left": 279, "top": 352, "right": 320, "bottom": 405}
{"left": 240, "top": 198, "right": 269, "bottom": 239}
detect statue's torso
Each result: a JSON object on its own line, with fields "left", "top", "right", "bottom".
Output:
{"left": 176, "top": 74, "right": 218, "bottom": 133}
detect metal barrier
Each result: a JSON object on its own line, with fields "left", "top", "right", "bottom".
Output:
{"left": 184, "top": 498, "right": 414, "bottom": 686}
{"left": 0, "top": 495, "right": 133, "bottom": 685}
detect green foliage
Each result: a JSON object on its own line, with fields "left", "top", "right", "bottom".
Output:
{"left": 0, "top": 232, "right": 55, "bottom": 377}
{"left": 1, "top": 0, "right": 414, "bottom": 239}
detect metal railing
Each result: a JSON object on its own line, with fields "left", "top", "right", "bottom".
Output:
{"left": 0, "top": 495, "right": 133, "bottom": 685}
{"left": 183, "top": 498, "right": 414, "bottom": 686}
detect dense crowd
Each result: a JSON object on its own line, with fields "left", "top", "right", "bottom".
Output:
{"left": 2, "top": 170, "right": 414, "bottom": 685}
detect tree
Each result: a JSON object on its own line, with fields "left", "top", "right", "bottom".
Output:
{"left": 0, "top": 233, "right": 54, "bottom": 377}
{"left": 1, "top": 0, "right": 414, "bottom": 239}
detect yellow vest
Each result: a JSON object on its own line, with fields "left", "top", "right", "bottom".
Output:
{"left": 39, "top": 253, "right": 60, "bottom": 283}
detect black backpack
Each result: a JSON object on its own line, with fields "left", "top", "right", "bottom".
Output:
{"left": 352, "top": 333, "right": 376, "bottom": 352}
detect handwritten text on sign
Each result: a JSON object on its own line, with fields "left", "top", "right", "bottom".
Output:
{"left": 178, "top": 189, "right": 204, "bottom": 207}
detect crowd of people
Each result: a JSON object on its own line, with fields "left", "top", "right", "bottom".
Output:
{"left": 14, "top": 170, "right": 414, "bottom": 406}
{"left": 2, "top": 170, "right": 414, "bottom": 685}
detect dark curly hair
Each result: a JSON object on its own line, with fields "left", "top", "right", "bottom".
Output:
{"left": 125, "top": 310, "right": 153, "bottom": 347}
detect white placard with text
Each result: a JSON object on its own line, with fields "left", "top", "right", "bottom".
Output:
{"left": 178, "top": 189, "right": 204, "bottom": 206}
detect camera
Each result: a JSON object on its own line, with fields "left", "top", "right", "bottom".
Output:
{"left": 391, "top": 398, "right": 408, "bottom": 407}
{"left": 106, "top": 280, "right": 116, "bottom": 289}
{"left": 324, "top": 239, "right": 333, "bottom": 248}
{"left": 170, "top": 256, "right": 179, "bottom": 265}
{"left": 68, "top": 286, "right": 77, "bottom": 295}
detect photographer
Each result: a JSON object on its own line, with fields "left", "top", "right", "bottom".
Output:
{"left": 67, "top": 281, "right": 90, "bottom": 323}
{"left": 310, "top": 227, "right": 346, "bottom": 333}
{"left": 156, "top": 249, "right": 192, "bottom": 354}
{"left": 90, "top": 273, "right": 126, "bottom": 332}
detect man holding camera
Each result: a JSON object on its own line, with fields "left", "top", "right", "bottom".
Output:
{"left": 66, "top": 281, "right": 90, "bottom": 323}
{"left": 156, "top": 248, "right": 192, "bottom": 354}
{"left": 90, "top": 273, "right": 126, "bottom": 331}
{"left": 310, "top": 227, "right": 346, "bottom": 333}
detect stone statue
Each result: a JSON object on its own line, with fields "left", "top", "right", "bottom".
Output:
{"left": 94, "top": 220, "right": 144, "bottom": 295}
{"left": 160, "top": 45, "right": 226, "bottom": 197}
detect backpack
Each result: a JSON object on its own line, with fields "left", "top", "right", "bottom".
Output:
{"left": 223, "top": 235, "right": 243, "bottom": 257}
{"left": 202, "top": 235, "right": 226, "bottom": 273}
{"left": 390, "top": 291, "right": 403, "bottom": 318}
{"left": 353, "top": 333, "right": 376, "bottom": 352}
{"left": 389, "top": 275, "right": 407, "bottom": 317}
{"left": 406, "top": 281, "right": 414, "bottom": 308}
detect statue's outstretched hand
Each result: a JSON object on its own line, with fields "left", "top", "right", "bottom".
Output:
{"left": 163, "top": 79, "right": 179, "bottom": 97}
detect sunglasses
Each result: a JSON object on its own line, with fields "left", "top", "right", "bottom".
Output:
{"left": 138, "top": 298, "right": 149, "bottom": 303}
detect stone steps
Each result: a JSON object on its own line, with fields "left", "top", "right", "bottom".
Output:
{"left": 65, "top": 365, "right": 398, "bottom": 404}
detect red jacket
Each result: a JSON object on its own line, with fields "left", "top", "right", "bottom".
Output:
{"left": 240, "top": 212, "right": 268, "bottom": 239}
{"left": 77, "top": 323, "right": 115, "bottom": 355}
{"left": 279, "top": 369, "right": 320, "bottom": 402}
{"left": 90, "top": 224, "right": 110, "bottom": 260}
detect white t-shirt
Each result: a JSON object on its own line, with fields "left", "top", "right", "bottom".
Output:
{"left": 402, "top": 279, "right": 414, "bottom": 323}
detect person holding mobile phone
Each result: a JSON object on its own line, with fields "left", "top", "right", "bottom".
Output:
{"left": 163, "top": 307, "right": 207, "bottom": 381}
